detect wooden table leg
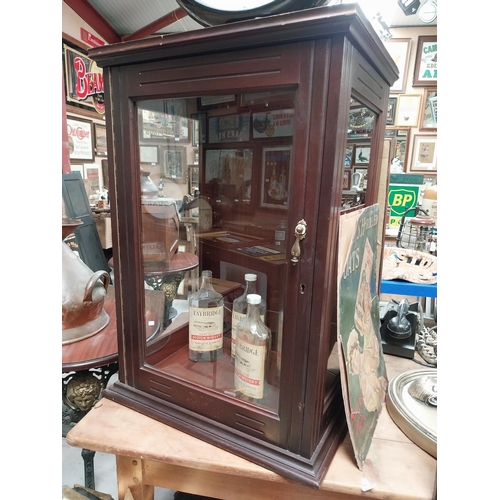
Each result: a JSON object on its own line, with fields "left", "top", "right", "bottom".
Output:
{"left": 116, "top": 455, "right": 154, "bottom": 500}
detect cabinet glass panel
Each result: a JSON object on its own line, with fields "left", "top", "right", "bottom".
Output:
{"left": 137, "top": 93, "right": 296, "bottom": 413}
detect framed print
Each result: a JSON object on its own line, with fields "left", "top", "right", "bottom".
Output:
{"left": 348, "top": 105, "right": 375, "bottom": 138}
{"left": 140, "top": 109, "right": 189, "bottom": 141}
{"left": 352, "top": 145, "right": 371, "bottom": 166}
{"left": 94, "top": 123, "right": 107, "bottom": 156}
{"left": 395, "top": 94, "right": 421, "bottom": 127}
{"left": 413, "top": 36, "right": 437, "bottom": 87}
{"left": 342, "top": 171, "right": 351, "bottom": 190}
{"left": 84, "top": 165, "right": 101, "bottom": 191}
{"left": 204, "top": 149, "right": 253, "bottom": 204}
{"left": 384, "top": 39, "right": 411, "bottom": 93}
{"left": 410, "top": 135, "right": 437, "bottom": 172}
{"left": 261, "top": 147, "right": 291, "bottom": 209}
{"left": 67, "top": 117, "right": 94, "bottom": 162}
{"left": 208, "top": 113, "right": 251, "bottom": 143}
{"left": 140, "top": 145, "right": 159, "bottom": 164}
{"left": 345, "top": 145, "right": 353, "bottom": 167}
{"left": 191, "top": 113, "right": 206, "bottom": 146}
{"left": 162, "top": 146, "right": 187, "bottom": 183}
{"left": 386, "top": 97, "right": 397, "bottom": 126}
{"left": 394, "top": 132, "right": 410, "bottom": 171}
{"left": 419, "top": 88, "right": 437, "bottom": 131}
{"left": 252, "top": 109, "right": 294, "bottom": 138}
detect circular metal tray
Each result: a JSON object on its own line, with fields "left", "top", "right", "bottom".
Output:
{"left": 386, "top": 368, "right": 437, "bottom": 458}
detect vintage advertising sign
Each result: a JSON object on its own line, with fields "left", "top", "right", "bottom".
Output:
{"left": 252, "top": 109, "right": 294, "bottom": 138}
{"left": 67, "top": 117, "right": 94, "bottom": 162}
{"left": 208, "top": 114, "right": 250, "bottom": 143}
{"left": 63, "top": 42, "right": 105, "bottom": 114}
{"left": 387, "top": 183, "right": 421, "bottom": 227}
{"left": 337, "top": 204, "right": 387, "bottom": 469}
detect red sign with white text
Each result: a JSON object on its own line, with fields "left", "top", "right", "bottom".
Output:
{"left": 80, "top": 28, "right": 105, "bottom": 48}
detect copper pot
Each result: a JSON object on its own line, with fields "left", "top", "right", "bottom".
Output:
{"left": 62, "top": 218, "right": 110, "bottom": 344}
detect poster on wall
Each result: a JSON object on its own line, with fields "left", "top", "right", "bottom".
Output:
{"left": 337, "top": 204, "right": 387, "bottom": 469}
{"left": 67, "top": 117, "right": 94, "bottom": 162}
{"left": 63, "top": 41, "right": 105, "bottom": 115}
{"left": 413, "top": 36, "right": 437, "bottom": 87}
{"left": 208, "top": 114, "right": 250, "bottom": 143}
{"left": 252, "top": 109, "right": 294, "bottom": 138}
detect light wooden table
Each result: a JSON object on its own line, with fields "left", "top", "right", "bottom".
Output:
{"left": 66, "top": 354, "right": 437, "bottom": 500}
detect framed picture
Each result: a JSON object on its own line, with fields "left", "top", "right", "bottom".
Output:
{"left": 84, "top": 165, "right": 101, "bottom": 192}
{"left": 410, "top": 135, "right": 437, "bottom": 172}
{"left": 252, "top": 109, "right": 294, "bottom": 139}
{"left": 384, "top": 39, "right": 411, "bottom": 93}
{"left": 395, "top": 94, "right": 421, "bottom": 127}
{"left": 162, "top": 146, "right": 187, "bottom": 183}
{"left": 140, "top": 109, "right": 189, "bottom": 141}
{"left": 352, "top": 145, "right": 371, "bottom": 166}
{"left": 191, "top": 113, "right": 206, "bottom": 146}
{"left": 386, "top": 97, "right": 397, "bottom": 126}
{"left": 94, "top": 123, "right": 107, "bottom": 156}
{"left": 345, "top": 145, "right": 354, "bottom": 167}
{"left": 413, "top": 36, "right": 437, "bottom": 87}
{"left": 204, "top": 149, "right": 253, "bottom": 204}
{"left": 67, "top": 117, "right": 94, "bottom": 162}
{"left": 394, "top": 132, "right": 410, "bottom": 171}
{"left": 419, "top": 88, "right": 437, "bottom": 131}
{"left": 140, "top": 145, "right": 159, "bottom": 164}
{"left": 342, "top": 171, "right": 351, "bottom": 190}
{"left": 353, "top": 168, "right": 368, "bottom": 190}
{"left": 261, "top": 147, "right": 291, "bottom": 209}
{"left": 208, "top": 113, "right": 251, "bottom": 143}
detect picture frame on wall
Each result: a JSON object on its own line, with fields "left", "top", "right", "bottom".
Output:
{"left": 162, "top": 146, "right": 187, "bottom": 183}
{"left": 204, "top": 148, "right": 254, "bottom": 205}
{"left": 140, "top": 145, "right": 159, "bottom": 164}
{"left": 352, "top": 145, "right": 371, "bottom": 166}
{"left": 345, "top": 145, "right": 353, "bottom": 167}
{"left": 387, "top": 97, "right": 397, "bottom": 126}
{"left": 261, "top": 146, "right": 291, "bottom": 209}
{"left": 410, "top": 135, "right": 437, "bottom": 172}
{"left": 384, "top": 38, "right": 411, "bottom": 93}
{"left": 413, "top": 36, "right": 437, "bottom": 87}
{"left": 342, "top": 171, "right": 351, "bottom": 190}
{"left": 419, "top": 88, "right": 437, "bottom": 131}
{"left": 94, "top": 123, "right": 107, "bottom": 156}
{"left": 395, "top": 94, "right": 421, "bottom": 127}
{"left": 67, "top": 117, "right": 94, "bottom": 162}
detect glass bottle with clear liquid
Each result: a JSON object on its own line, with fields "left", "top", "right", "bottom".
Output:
{"left": 189, "top": 270, "right": 224, "bottom": 362}
{"left": 234, "top": 294, "right": 271, "bottom": 401}
{"left": 231, "top": 274, "right": 266, "bottom": 362}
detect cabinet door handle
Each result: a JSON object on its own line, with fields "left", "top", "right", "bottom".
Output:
{"left": 291, "top": 219, "right": 307, "bottom": 264}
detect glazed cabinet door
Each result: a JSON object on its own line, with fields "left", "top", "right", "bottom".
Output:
{"left": 106, "top": 39, "right": 343, "bottom": 454}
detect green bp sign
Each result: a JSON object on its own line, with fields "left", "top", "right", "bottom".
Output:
{"left": 387, "top": 184, "right": 421, "bottom": 227}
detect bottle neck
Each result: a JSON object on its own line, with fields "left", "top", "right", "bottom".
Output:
{"left": 200, "top": 275, "right": 215, "bottom": 291}
{"left": 246, "top": 302, "right": 261, "bottom": 320}
{"left": 245, "top": 280, "right": 257, "bottom": 295}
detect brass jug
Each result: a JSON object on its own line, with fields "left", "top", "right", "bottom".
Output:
{"left": 62, "top": 218, "right": 110, "bottom": 344}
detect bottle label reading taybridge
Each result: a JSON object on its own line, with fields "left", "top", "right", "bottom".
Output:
{"left": 189, "top": 306, "right": 223, "bottom": 352}
{"left": 231, "top": 311, "right": 266, "bottom": 358}
{"left": 234, "top": 338, "right": 265, "bottom": 399}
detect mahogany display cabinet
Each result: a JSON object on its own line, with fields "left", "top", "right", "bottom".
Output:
{"left": 89, "top": 4, "right": 397, "bottom": 487}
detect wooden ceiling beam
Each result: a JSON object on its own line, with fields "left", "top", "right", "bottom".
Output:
{"left": 122, "top": 7, "right": 189, "bottom": 41}
{"left": 64, "top": 0, "right": 122, "bottom": 44}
